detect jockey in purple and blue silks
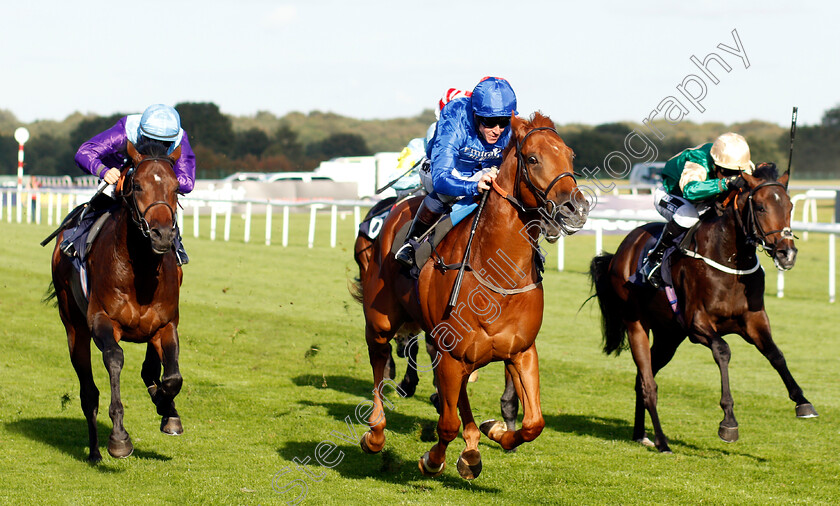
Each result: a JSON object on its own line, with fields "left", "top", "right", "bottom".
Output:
{"left": 60, "top": 104, "right": 196, "bottom": 265}
{"left": 395, "top": 76, "right": 517, "bottom": 267}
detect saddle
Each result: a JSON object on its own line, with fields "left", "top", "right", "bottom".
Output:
{"left": 388, "top": 199, "right": 478, "bottom": 277}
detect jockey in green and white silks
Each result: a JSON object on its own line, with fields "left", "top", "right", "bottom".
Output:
{"left": 641, "top": 132, "right": 755, "bottom": 287}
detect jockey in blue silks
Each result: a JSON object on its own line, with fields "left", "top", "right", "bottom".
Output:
{"left": 395, "top": 76, "right": 517, "bottom": 267}
{"left": 59, "top": 104, "right": 196, "bottom": 265}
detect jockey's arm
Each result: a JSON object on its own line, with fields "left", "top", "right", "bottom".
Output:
{"left": 74, "top": 118, "right": 128, "bottom": 180}
{"left": 428, "top": 119, "right": 479, "bottom": 197}
{"left": 679, "top": 154, "right": 727, "bottom": 201}
{"left": 174, "top": 133, "right": 197, "bottom": 194}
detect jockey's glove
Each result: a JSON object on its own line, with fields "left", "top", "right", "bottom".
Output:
{"left": 726, "top": 175, "right": 746, "bottom": 191}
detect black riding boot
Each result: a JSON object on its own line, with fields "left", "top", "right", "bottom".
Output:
{"left": 395, "top": 202, "right": 441, "bottom": 267}
{"left": 640, "top": 218, "right": 688, "bottom": 288}
{"left": 174, "top": 223, "right": 189, "bottom": 266}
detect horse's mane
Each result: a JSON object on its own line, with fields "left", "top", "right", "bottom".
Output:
{"left": 135, "top": 137, "right": 172, "bottom": 158}
{"left": 525, "top": 111, "right": 554, "bottom": 130}
{"left": 503, "top": 112, "right": 558, "bottom": 157}
{"left": 752, "top": 163, "right": 779, "bottom": 181}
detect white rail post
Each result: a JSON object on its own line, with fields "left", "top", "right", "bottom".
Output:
{"left": 224, "top": 204, "right": 232, "bottom": 242}
{"left": 244, "top": 202, "right": 252, "bottom": 243}
{"left": 0, "top": 192, "right": 4, "bottom": 221}
{"left": 595, "top": 222, "right": 604, "bottom": 254}
{"left": 353, "top": 206, "right": 361, "bottom": 236}
{"left": 193, "top": 202, "right": 200, "bottom": 238}
{"left": 210, "top": 206, "right": 218, "bottom": 241}
{"left": 35, "top": 193, "right": 41, "bottom": 224}
{"left": 777, "top": 271, "right": 785, "bottom": 298}
{"left": 265, "top": 203, "right": 273, "bottom": 246}
{"left": 47, "top": 193, "right": 54, "bottom": 226}
{"left": 282, "top": 206, "right": 289, "bottom": 247}
{"left": 6, "top": 191, "right": 12, "bottom": 222}
{"left": 330, "top": 205, "right": 337, "bottom": 248}
{"left": 557, "top": 235, "right": 565, "bottom": 271}
{"left": 830, "top": 233, "right": 836, "bottom": 303}
{"left": 308, "top": 205, "right": 317, "bottom": 248}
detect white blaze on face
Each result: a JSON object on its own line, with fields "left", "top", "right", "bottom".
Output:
{"left": 154, "top": 174, "right": 162, "bottom": 182}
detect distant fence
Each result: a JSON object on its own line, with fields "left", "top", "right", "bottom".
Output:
{"left": 4, "top": 186, "right": 840, "bottom": 302}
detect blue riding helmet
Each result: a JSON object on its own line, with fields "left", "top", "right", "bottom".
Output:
{"left": 470, "top": 77, "right": 517, "bottom": 118}
{"left": 139, "top": 104, "right": 181, "bottom": 141}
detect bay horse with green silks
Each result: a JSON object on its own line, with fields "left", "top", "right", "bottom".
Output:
{"left": 589, "top": 163, "right": 817, "bottom": 453}
{"left": 47, "top": 140, "right": 185, "bottom": 462}
{"left": 353, "top": 112, "right": 588, "bottom": 479}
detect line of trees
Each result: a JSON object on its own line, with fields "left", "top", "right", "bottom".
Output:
{"left": 1, "top": 103, "right": 838, "bottom": 180}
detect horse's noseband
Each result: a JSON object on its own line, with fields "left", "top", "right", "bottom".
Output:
{"left": 121, "top": 157, "right": 177, "bottom": 238}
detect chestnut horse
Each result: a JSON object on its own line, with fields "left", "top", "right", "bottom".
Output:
{"left": 589, "top": 164, "right": 817, "bottom": 453}
{"left": 353, "top": 206, "right": 519, "bottom": 429}
{"left": 48, "top": 141, "right": 184, "bottom": 462}
{"left": 355, "top": 112, "right": 588, "bottom": 479}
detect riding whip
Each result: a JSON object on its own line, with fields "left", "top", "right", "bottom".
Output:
{"left": 787, "top": 106, "right": 798, "bottom": 176}
{"left": 375, "top": 159, "right": 424, "bottom": 194}
{"left": 40, "top": 180, "right": 110, "bottom": 247}
{"left": 447, "top": 190, "right": 489, "bottom": 311}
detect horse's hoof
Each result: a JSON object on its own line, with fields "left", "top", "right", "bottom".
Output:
{"left": 456, "top": 449, "right": 482, "bottom": 480}
{"left": 418, "top": 451, "right": 445, "bottom": 477}
{"left": 718, "top": 425, "right": 739, "bottom": 443}
{"left": 87, "top": 451, "right": 103, "bottom": 464}
{"left": 107, "top": 435, "right": 134, "bottom": 459}
{"left": 161, "top": 416, "right": 183, "bottom": 435}
{"left": 398, "top": 379, "right": 416, "bottom": 398}
{"left": 360, "top": 431, "right": 381, "bottom": 454}
{"left": 635, "top": 436, "right": 655, "bottom": 448}
{"left": 479, "top": 419, "right": 506, "bottom": 442}
{"left": 796, "top": 403, "right": 818, "bottom": 418}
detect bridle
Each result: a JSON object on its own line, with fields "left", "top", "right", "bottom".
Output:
{"left": 492, "top": 126, "right": 580, "bottom": 222}
{"left": 730, "top": 180, "right": 795, "bottom": 257}
{"left": 120, "top": 156, "right": 177, "bottom": 238}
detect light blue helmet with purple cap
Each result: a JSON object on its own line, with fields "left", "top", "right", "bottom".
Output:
{"left": 139, "top": 104, "right": 181, "bottom": 141}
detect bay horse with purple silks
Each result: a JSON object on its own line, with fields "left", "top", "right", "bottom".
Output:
{"left": 47, "top": 140, "right": 185, "bottom": 462}
{"left": 353, "top": 112, "right": 588, "bottom": 479}
{"left": 589, "top": 163, "right": 817, "bottom": 453}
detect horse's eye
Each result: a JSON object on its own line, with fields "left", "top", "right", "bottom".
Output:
{"left": 755, "top": 204, "right": 765, "bottom": 213}
{"left": 527, "top": 156, "right": 538, "bottom": 165}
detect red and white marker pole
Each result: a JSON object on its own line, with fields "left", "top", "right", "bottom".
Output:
{"left": 14, "top": 127, "right": 29, "bottom": 223}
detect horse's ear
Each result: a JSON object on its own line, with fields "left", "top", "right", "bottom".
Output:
{"left": 126, "top": 141, "right": 142, "bottom": 165}
{"left": 741, "top": 170, "right": 760, "bottom": 188}
{"left": 169, "top": 145, "right": 182, "bottom": 163}
{"left": 511, "top": 114, "right": 528, "bottom": 144}
{"left": 779, "top": 169, "right": 790, "bottom": 189}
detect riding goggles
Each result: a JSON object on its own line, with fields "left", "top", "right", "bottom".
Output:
{"left": 476, "top": 115, "right": 510, "bottom": 129}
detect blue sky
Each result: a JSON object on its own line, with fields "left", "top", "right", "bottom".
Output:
{"left": 2, "top": 0, "right": 837, "bottom": 126}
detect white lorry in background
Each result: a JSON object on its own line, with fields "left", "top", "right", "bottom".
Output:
{"left": 312, "top": 153, "right": 400, "bottom": 200}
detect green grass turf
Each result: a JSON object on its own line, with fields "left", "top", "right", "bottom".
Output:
{"left": 0, "top": 209, "right": 838, "bottom": 505}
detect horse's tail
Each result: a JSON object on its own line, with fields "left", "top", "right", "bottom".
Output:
{"left": 348, "top": 235, "right": 370, "bottom": 305}
{"left": 348, "top": 276, "right": 364, "bottom": 305}
{"left": 42, "top": 280, "right": 58, "bottom": 307}
{"left": 589, "top": 253, "right": 627, "bottom": 356}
